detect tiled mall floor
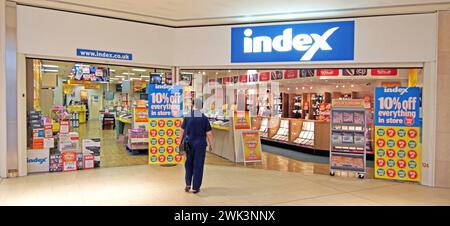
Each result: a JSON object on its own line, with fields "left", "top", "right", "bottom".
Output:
{"left": 1, "top": 163, "right": 450, "bottom": 206}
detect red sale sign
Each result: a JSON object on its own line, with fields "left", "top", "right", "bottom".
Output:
{"left": 284, "top": 70, "right": 299, "bottom": 79}
{"left": 317, "top": 69, "right": 339, "bottom": 76}
{"left": 239, "top": 74, "right": 248, "bottom": 83}
{"left": 259, "top": 72, "right": 270, "bottom": 81}
{"left": 371, "top": 69, "right": 398, "bottom": 76}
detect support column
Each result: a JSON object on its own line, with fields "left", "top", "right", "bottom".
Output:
{"left": 0, "top": 0, "right": 7, "bottom": 178}
{"left": 435, "top": 11, "right": 450, "bottom": 187}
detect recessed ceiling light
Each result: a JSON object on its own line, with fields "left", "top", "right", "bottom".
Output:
{"left": 43, "top": 65, "right": 59, "bottom": 68}
{"left": 351, "top": 84, "right": 355, "bottom": 88}
{"left": 310, "top": 86, "right": 313, "bottom": 90}
{"left": 43, "top": 69, "right": 58, "bottom": 73}
{"left": 109, "top": 69, "right": 116, "bottom": 72}
{"left": 302, "top": 87, "right": 305, "bottom": 90}
{"left": 122, "top": 72, "right": 135, "bottom": 75}
{"left": 132, "top": 69, "right": 146, "bottom": 72}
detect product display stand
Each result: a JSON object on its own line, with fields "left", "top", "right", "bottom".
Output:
{"left": 329, "top": 99, "right": 367, "bottom": 179}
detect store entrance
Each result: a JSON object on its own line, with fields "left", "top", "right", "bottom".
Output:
{"left": 25, "top": 58, "right": 172, "bottom": 173}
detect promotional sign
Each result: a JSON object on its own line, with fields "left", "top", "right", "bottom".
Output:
{"left": 283, "top": 70, "right": 298, "bottom": 79}
{"left": 299, "top": 69, "right": 315, "bottom": 77}
{"left": 147, "top": 84, "right": 184, "bottom": 165}
{"left": 134, "top": 107, "right": 148, "bottom": 123}
{"left": 239, "top": 74, "right": 248, "bottom": 83}
{"left": 270, "top": 71, "right": 283, "bottom": 80}
{"left": 343, "top": 68, "right": 368, "bottom": 76}
{"left": 371, "top": 69, "right": 398, "bottom": 76}
{"left": 62, "top": 152, "right": 77, "bottom": 172}
{"left": 375, "top": 87, "right": 422, "bottom": 182}
{"left": 223, "top": 77, "right": 231, "bottom": 84}
{"left": 259, "top": 72, "right": 270, "bottom": 81}
{"left": 241, "top": 131, "right": 263, "bottom": 163}
{"left": 231, "top": 21, "right": 355, "bottom": 63}
{"left": 234, "top": 111, "right": 251, "bottom": 130}
{"left": 317, "top": 69, "right": 339, "bottom": 76}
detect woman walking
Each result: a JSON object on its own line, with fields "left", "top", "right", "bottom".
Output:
{"left": 181, "top": 98, "right": 213, "bottom": 194}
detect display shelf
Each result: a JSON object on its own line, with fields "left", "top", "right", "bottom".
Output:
{"left": 330, "top": 100, "right": 367, "bottom": 178}
{"left": 272, "top": 119, "right": 289, "bottom": 141}
{"left": 293, "top": 121, "right": 315, "bottom": 146}
{"left": 259, "top": 117, "right": 269, "bottom": 138}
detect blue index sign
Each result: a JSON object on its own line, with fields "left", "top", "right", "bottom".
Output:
{"left": 231, "top": 21, "right": 355, "bottom": 63}
{"left": 76, "top": 48, "right": 133, "bottom": 61}
{"left": 147, "top": 84, "right": 183, "bottom": 118}
{"left": 375, "top": 87, "right": 422, "bottom": 127}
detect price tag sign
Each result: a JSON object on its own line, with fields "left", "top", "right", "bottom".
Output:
{"left": 374, "top": 87, "right": 422, "bottom": 182}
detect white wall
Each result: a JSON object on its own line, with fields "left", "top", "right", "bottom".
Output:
{"left": 0, "top": 0, "right": 7, "bottom": 178}
{"left": 174, "top": 13, "right": 437, "bottom": 67}
{"left": 17, "top": 5, "right": 174, "bottom": 67}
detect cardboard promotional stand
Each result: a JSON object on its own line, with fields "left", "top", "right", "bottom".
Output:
{"left": 147, "top": 84, "right": 184, "bottom": 165}
{"left": 329, "top": 99, "right": 368, "bottom": 179}
{"left": 374, "top": 87, "right": 422, "bottom": 182}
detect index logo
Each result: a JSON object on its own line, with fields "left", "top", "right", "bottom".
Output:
{"left": 231, "top": 21, "right": 354, "bottom": 63}
{"left": 243, "top": 27, "right": 339, "bottom": 61}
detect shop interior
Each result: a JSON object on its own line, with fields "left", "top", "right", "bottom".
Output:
{"left": 26, "top": 59, "right": 172, "bottom": 171}
{"left": 181, "top": 68, "right": 423, "bottom": 161}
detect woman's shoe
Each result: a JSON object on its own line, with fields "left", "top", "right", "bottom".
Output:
{"left": 184, "top": 186, "right": 191, "bottom": 192}
{"left": 192, "top": 189, "right": 200, "bottom": 194}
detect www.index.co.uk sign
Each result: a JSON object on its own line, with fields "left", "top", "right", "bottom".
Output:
{"left": 231, "top": 21, "right": 355, "bottom": 63}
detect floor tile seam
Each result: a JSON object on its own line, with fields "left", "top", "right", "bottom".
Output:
{"left": 263, "top": 190, "right": 348, "bottom": 206}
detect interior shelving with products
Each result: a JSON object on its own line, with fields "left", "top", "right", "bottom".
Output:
{"left": 272, "top": 119, "right": 289, "bottom": 142}
{"left": 273, "top": 93, "right": 283, "bottom": 117}
{"left": 329, "top": 102, "right": 367, "bottom": 178}
{"left": 293, "top": 121, "right": 315, "bottom": 146}
{"left": 259, "top": 117, "right": 269, "bottom": 138}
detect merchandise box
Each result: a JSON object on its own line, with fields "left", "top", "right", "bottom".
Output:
{"left": 83, "top": 154, "right": 95, "bottom": 169}
{"left": 59, "top": 132, "right": 80, "bottom": 152}
{"left": 61, "top": 152, "right": 77, "bottom": 172}
{"left": 44, "top": 125, "right": 53, "bottom": 138}
{"left": 27, "top": 149, "right": 50, "bottom": 173}
{"left": 32, "top": 128, "right": 44, "bottom": 139}
{"left": 49, "top": 154, "right": 62, "bottom": 172}
{"left": 59, "top": 121, "right": 70, "bottom": 134}
{"left": 43, "top": 138, "right": 55, "bottom": 149}
{"left": 76, "top": 153, "right": 84, "bottom": 170}
{"left": 32, "top": 138, "right": 44, "bottom": 149}
{"left": 82, "top": 138, "right": 101, "bottom": 168}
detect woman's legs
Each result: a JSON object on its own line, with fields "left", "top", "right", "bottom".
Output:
{"left": 192, "top": 147, "right": 206, "bottom": 191}
{"left": 184, "top": 153, "right": 194, "bottom": 187}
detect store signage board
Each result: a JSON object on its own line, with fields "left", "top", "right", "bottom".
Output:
{"left": 234, "top": 111, "right": 251, "bottom": 130}
{"left": 371, "top": 69, "right": 398, "bottom": 76}
{"left": 76, "top": 48, "right": 133, "bottom": 61}
{"left": 239, "top": 74, "right": 248, "bottom": 83}
{"left": 259, "top": 72, "right": 271, "bottom": 81}
{"left": 284, "top": 70, "right": 299, "bottom": 79}
{"left": 147, "top": 84, "right": 184, "bottom": 165}
{"left": 317, "top": 69, "right": 340, "bottom": 76}
{"left": 241, "top": 131, "right": 263, "bottom": 164}
{"left": 374, "top": 87, "right": 422, "bottom": 182}
{"left": 231, "top": 21, "right": 354, "bottom": 63}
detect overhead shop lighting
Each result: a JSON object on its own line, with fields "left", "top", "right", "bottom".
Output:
{"left": 132, "top": 69, "right": 146, "bottom": 72}
{"left": 42, "top": 65, "right": 59, "bottom": 68}
{"left": 43, "top": 69, "right": 58, "bottom": 73}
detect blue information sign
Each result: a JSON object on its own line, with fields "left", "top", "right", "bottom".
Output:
{"left": 147, "top": 84, "right": 183, "bottom": 118}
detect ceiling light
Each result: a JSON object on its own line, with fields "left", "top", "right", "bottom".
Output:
{"left": 141, "top": 75, "right": 150, "bottom": 78}
{"left": 116, "top": 75, "right": 126, "bottom": 78}
{"left": 43, "top": 65, "right": 59, "bottom": 68}
{"left": 310, "top": 86, "right": 313, "bottom": 90}
{"left": 202, "top": 71, "right": 206, "bottom": 75}
{"left": 132, "top": 69, "right": 146, "bottom": 72}
{"left": 302, "top": 87, "right": 305, "bottom": 90}
{"left": 296, "top": 87, "right": 298, "bottom": 90}
{"left": 228, "top": 70, "right": 231, "bottom": 73}
{"left": 342, "top": 85, "right": 345, "bottom": 88}
{"left": 336, "top": 85, "right": 339, "bottom": 88}
{"left": 287, "top": 88, "right": 290, "bottom": 91}
{"left": 109, "top": 69, "right": 115, "bottom": 72}
{"left": 351, "top": 84, "right": 355, "bottom": 88}
{"left": 122, "top": 72, "right": 135, "bottom": 75}
{"left": 215, "top": 72, "right": 219, "bottom": 75}
{"left": 43, "top": 69, "right": 58, "bottom": 73}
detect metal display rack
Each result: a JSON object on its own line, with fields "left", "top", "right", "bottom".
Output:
{"left": 329, "top": 101, "right": 367, "bottom": 179}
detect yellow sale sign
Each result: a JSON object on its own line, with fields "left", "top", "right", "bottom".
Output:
{"left": 241, "top": 131, "right": 262, "bottom": 163}
{"left": 148, "top": 118, "right": 184, "bottom": 165}
{"left": 374, "top": 126, "right": 421, "bottom": 182}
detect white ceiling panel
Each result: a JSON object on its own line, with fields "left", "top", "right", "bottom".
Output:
{"left": 11, "top": 0, "right": 450, "bottom": 26}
